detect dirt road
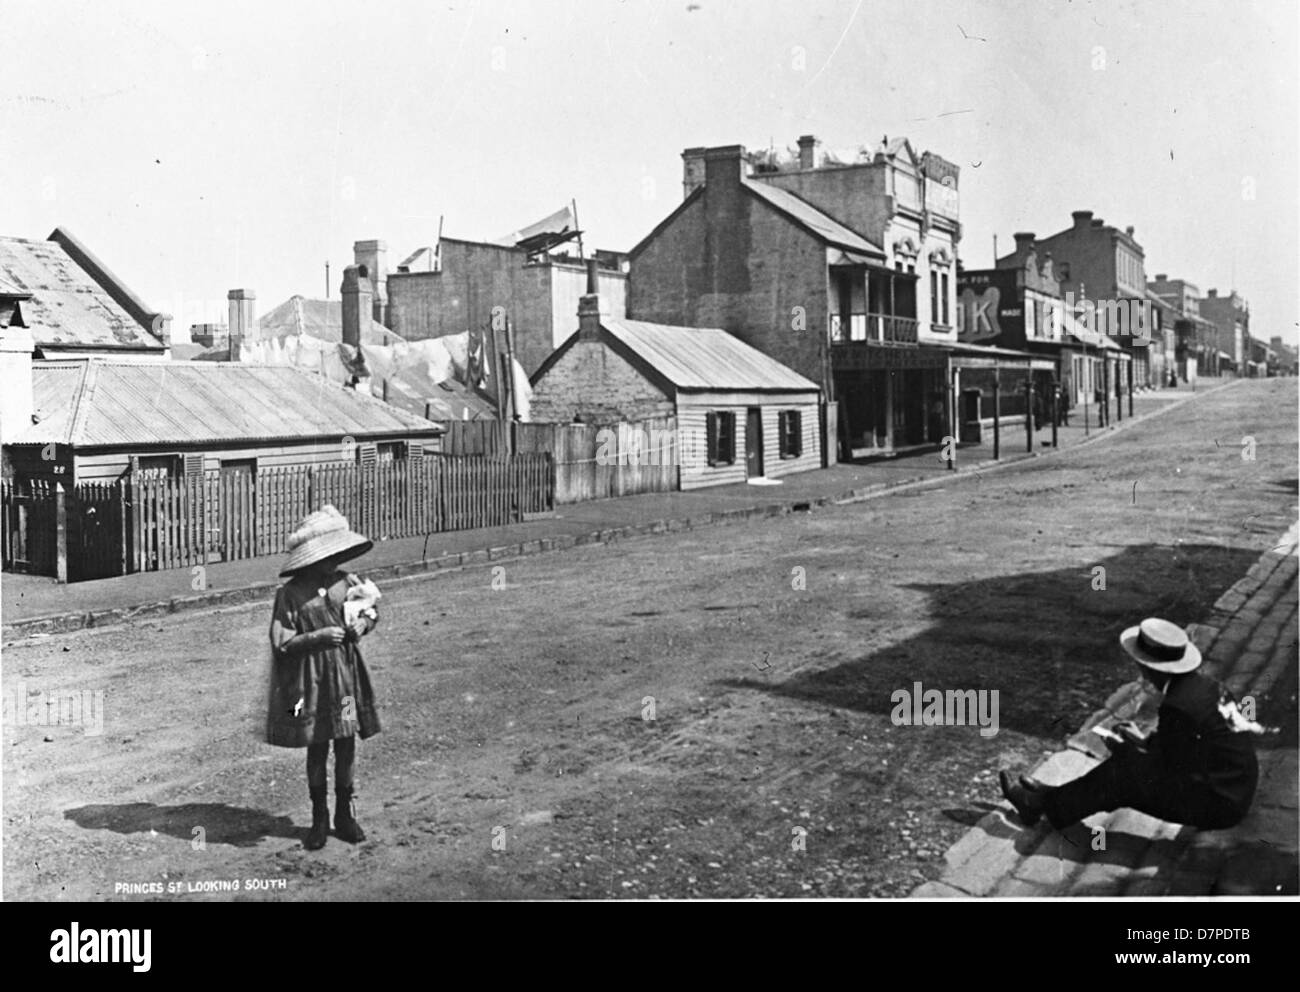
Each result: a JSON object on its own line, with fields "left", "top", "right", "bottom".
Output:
{"left": 4, "top": 379, "right": 1296, "bottom": 900}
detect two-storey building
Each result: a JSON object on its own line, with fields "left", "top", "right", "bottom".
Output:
{"left": 1198, "top": 288, "right": 1249, "bottom": 377}
{"left": 1034, "top": 211, "right": 1156, "bottom": 388}
{"left": 628, "top": 136, "right": 1034, "bottom": 459}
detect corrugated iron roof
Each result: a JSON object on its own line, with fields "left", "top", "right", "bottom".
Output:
{"left": 0, "top": 236, "right": 163, "bottom": 350}
{"left": 0, "top": 274, "right": 30, "bottom": 296}
{"left": 602, "top": 318, "right": 819, "bottom": 392}
{"left": 12, "top": 359, "right": 443, "bottom": 447}
{"left": 741, "top": 181, "right": 885, "bottom": 258}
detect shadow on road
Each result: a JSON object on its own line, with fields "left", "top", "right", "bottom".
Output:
{"left": 64, "top": 802, "right": 300, "bottom": 846}
{"left": 721, "top": 542, "right": 1263, "bottom": 740}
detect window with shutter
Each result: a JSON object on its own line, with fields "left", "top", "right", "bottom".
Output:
{"left": 706, "top": 412, "right": 719, "bottom": 466}
{"left": 183, "top": 454, "right": 204, "bottom": 478}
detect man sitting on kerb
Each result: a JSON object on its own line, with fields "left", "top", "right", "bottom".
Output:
{"left": 1000, "top": 618, "right": 1262, "bottom": 831}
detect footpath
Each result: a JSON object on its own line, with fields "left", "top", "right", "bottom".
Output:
{"left": 912, "top": 520, "right": 1299, "bottom": 898}
{"left": 1, "top": 382, "right": 1229, "bottom": 640}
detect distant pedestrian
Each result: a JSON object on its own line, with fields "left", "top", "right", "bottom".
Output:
{"left": 267, "top": 505, "right": 382, "bottom": 851}
{"left": 1031, "top": 387, "right": 1046, "bottom": 430}
{"left": 999, "top": 618, "right": 1261, "bottom": 832}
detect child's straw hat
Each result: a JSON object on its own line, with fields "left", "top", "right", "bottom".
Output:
{"left": 280, "top": 505, "right": 373, "bottom": 577}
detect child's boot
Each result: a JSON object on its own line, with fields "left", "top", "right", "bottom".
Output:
{"left": 334, "top": 786, "right": 366, "bottom": 843}
{"left": 305, "top": 789, "right": 330, "bottom": 850}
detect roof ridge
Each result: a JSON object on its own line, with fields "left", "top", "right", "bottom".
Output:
{"left": 66, "top": 360, "right": 96, "bottom": 446}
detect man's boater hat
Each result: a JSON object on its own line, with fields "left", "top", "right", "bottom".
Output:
{"left": 1119, "top": 617, "right": 1202, "bottom": 674}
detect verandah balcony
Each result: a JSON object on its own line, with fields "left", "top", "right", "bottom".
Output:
{"left": 830, "top": 312, "right": 920, "bottom": 346}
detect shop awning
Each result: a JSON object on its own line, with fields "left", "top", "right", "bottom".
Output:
{"left": 944, "top": 341, "right": 1056, "bottom": 371}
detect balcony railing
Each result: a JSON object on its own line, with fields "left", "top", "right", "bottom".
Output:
{"left": 830, "top": 312, "right": 919, "bottom": 346}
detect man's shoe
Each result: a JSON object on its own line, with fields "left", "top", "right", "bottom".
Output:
{"left": 334, "top": 789, "right": 367, "bottom": 844}
{"left": 304, "top": 796, "right": 330, "bottom": 851}
{"left": 1000, "top": 770, "right": 1046, "bottom": 827}
{"left": 1019, "top": 774, "right": 1049, "bottom": 792}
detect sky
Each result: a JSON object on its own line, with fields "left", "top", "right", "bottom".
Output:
{"left": 3, "top": 0, "right": 1297, "bottom": 344}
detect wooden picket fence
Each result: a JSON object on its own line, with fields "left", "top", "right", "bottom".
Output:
{"left": 2, "top": 452, "right": 553, "bottom": 581}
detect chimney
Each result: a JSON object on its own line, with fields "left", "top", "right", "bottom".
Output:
{"left": 578, "top": 259, "right": 602, "bottom": 342}
{"left": 1125, "top": 225, "right": 1135, "bottom": 237}
{"left": 1072, "top": 210, "right": 1093, "bottom": 229}
{"left": 704, "top": 144, "right": 748, "bottom": 189}
{"left": 682, "top": 146, "right": 708, "bottom": 198}
{"left": 0, "top": 314, "right": 34, "bottom": 446}
{"left": 1155, "top": 273, "right": 1167, "bottom": 281}
{"left": 1013, "top": 231, "right": 1036, "bottom": 256}
{"left": 341, "top": 265, "right": 372, "bottom": 349}
{"left": 1090, "top": 218, "right": 1104, "bottom": 228}
{"left": 1207, "top": 289, "right": 1218, "bottom": 298}
{"left": 227, "top": 289, "right": 256, "bottom": 361}
{"left": 353, "top": 240, "right": 388, "bottom": 324}
{"left": 797, "top": 134, "right": 818, "bottom": 170}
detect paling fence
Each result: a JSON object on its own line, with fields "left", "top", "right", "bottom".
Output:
{"left": 2, "top": 453, "right": 553, "bottom": 581}
{"left": 441, "top": 417, "right": 680, "bottom": 504}
{"left": 2, "top": 479, "right": 59, "bottom": 578}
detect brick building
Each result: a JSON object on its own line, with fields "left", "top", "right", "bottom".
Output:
{"left": 628, "top": 136, "right": 989, "bottom": 458}
{"left": 1033, "top": 211, "right": 1156, "bottom": 387}
{"left": 1199, "top": 288, "right": 1249, "bottom": 376}
{"left": 376, "top": 236, "right": 628, "bottom": 377}
{"left": 957, "top": 232, "right": 1130, "bottom": 425}
{"left": 1147, "top": 274, "right": 1214, "bottom": 381}
{"left": 1269, "top": 336, "right": 1298, "bottom": 376}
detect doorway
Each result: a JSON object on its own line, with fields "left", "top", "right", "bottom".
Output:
{"left": 745, "top": 408, "right": 764, "bottom": 478}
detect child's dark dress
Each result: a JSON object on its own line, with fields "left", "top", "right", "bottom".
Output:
{"left": 266, "top": 571, "right": 381, "bottom": 748}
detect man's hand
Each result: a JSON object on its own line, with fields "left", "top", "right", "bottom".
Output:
{"left": 1112, "top": 721, "right": 1148, "bottom": 750}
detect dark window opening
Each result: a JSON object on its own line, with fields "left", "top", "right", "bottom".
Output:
{"left": 779, "top": 410, "right": 803, "bottom": 459}
{"left": 706, "top": 411, "right": 736, "bottom": 466}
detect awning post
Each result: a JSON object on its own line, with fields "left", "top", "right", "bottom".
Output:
{"left": 992, "top": 372, "right": 1000, "bottom": 461}
{"left": 946, "top": 363, "right": 957, "bottom": 471}
{"left": 1024, "top": 378, "right": 1034, "bottom": 453}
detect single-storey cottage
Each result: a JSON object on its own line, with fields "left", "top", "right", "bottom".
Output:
{"left": 530, "top": 282, "right": 823, "bottom": 490}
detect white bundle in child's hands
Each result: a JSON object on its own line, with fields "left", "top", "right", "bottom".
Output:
{"left": 344, "top": 577, "right": 382, "bottom": 626}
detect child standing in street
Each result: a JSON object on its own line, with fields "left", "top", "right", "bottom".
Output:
{"left": 267, "top": 506, "right": 382, "bottom": 850}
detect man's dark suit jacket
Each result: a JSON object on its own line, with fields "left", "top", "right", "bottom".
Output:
{"left": 1148, "top": 671, "right": 1259, "bottom": 816}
